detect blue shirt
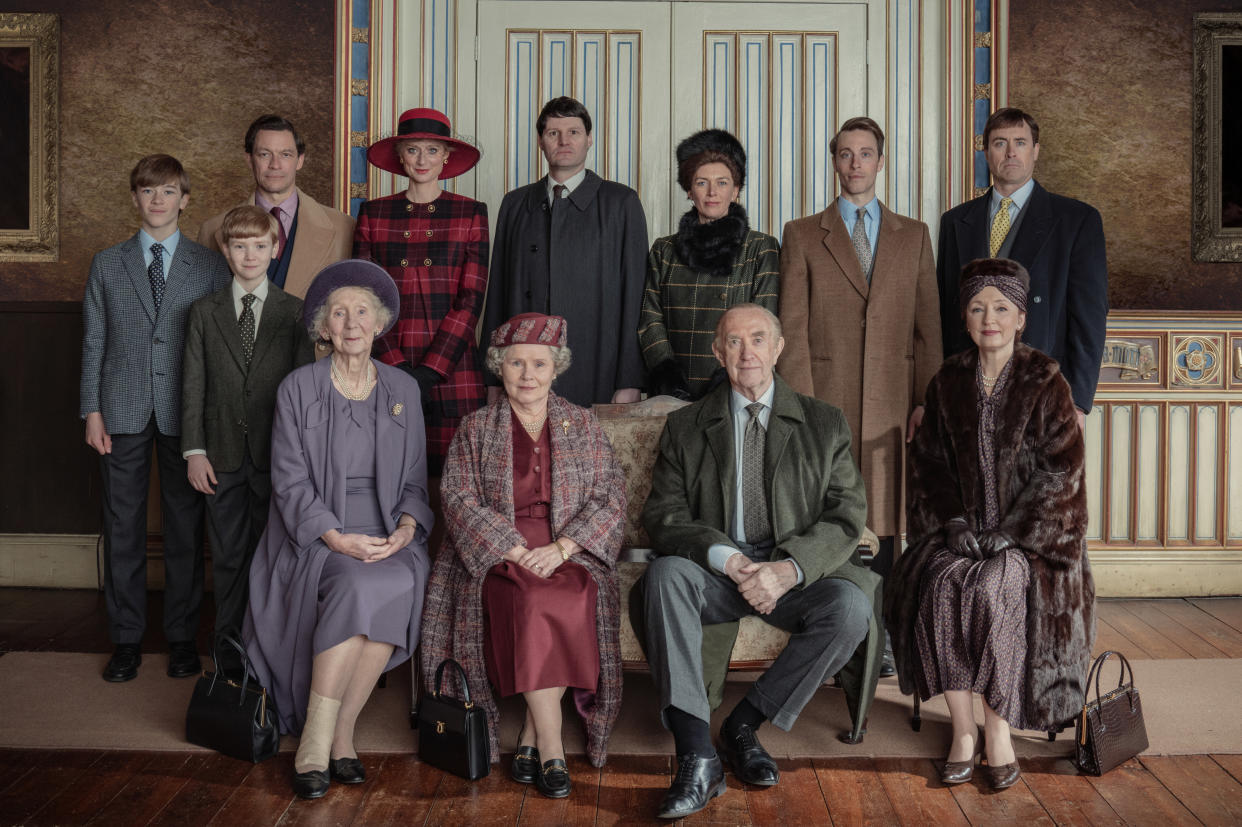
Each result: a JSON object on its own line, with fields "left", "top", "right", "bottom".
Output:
{"left": 837, "top": 195, "right": 880, "bottom": 257}
{"left": 988, "top": 178, "right": 1035, "bottom": 226}
{"left": 138, "top": 229, "right": 182, "bottom": 278}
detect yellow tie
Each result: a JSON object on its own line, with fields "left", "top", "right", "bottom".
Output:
{"left": 989, "top": 197, "right": 1014, "bottom": 257}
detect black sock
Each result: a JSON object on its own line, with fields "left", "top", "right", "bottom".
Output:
{"left": 724, "top": 698, "right": 766, "bottom": 734}
{"left": 666, "top": 706, "right": 713, "bottom": 756}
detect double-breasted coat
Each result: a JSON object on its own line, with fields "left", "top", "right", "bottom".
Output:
{"left": 885, "top": 345, "right": 1096, "bottom": 729}
{"left": 779, "top": 203, "right": 942, "bottom": 538}
{"left": 353, "top": 190, "right": 490, "bottom": 472}
{"left": 244, "top": 357, "right": 434, "bottom": 735}
{"left": 420, "top": 394, "right": 626, "bottom": 766}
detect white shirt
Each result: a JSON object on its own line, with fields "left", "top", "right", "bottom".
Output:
{"left": 988, "top": 177, "right": 1035, "bottom": 226}
{"left": 546, "top": 168, "right": 587, "bottom": 202}
{"left": 138, "top": 229, "right": 181, "bottom": 277}
{"left": 233, "top": 276, "right": 270, "bottom": 330}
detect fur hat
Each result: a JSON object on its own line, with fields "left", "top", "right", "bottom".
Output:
{"left": 675, "top": 129, "right": 746, "bottom": 191}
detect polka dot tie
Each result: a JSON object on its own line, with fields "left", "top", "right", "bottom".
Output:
{"left": 742, "top": 402, "right": 771, "bottom": 543}
{"left": 239, "top": 293, "right": 257, "bottom": 366}
{"left": 989, "top": 197, "right": 1014, "bottom": 257}
{"left": 148, "top": 243, "right": 165, "bottom": 312}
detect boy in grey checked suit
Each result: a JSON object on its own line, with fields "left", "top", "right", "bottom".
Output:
{"left": 80, "top": 155, "right": 231, "bottom": 682}
{"left": 181, "top": 205, "right": 313, "bottom": 643}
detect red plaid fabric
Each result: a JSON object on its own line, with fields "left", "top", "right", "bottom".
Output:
{"left": 354, "top": 190, "right": 490, "bottom": 472}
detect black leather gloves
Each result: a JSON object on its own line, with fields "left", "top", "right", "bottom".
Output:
{"left": 944, "top": 517, "right": 981, "bottom": 560}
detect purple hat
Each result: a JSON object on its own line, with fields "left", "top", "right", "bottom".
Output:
{"left": 303, "top": 259, "right": 401, "bottom": 337}
{"left": 489, "top": 312, "right": 568, "bottom": 349}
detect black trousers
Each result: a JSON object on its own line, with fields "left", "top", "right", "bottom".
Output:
{"left": 99, "top": 415, "right": 204, "bottom": 644}
{"left": 203, "top": 448, "right": 271, "bottom": 637}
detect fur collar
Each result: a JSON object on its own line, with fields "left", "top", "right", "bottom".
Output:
{"left": 673, "top": 202, "right": 749, "bottom": 276}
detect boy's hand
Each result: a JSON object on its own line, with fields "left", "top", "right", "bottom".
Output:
{"left": 187, "top": 455, "right": 218, "bottom": 494}
{"left": 85, "top": 412, "right": 112, "bottom": 455}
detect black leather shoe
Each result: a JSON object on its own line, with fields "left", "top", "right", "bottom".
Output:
{"left": 167, "top": 641, "right": 200, "bottom": 678}
{"left": 719, "top": 723, "right": 779, "bottom": 786}
{"left": 103, "top": 644, "right": 142, "bottom": 682}
{"left": 879, "top": 650, "right": 897, "bottom": 678}
{"left": 658, "top": 752, "right": 726, "bottom": 819}
{"left": 535, "top": 758, "right": 571, "bottom": 799}
{"left": 293, "top": 769, "right": 330, "bottom": 799}
{"left": 510, "top": 745, "right": 540, "bottom": 784}
{"left": 329, "top": 757, "right": 365, "bottom": 784}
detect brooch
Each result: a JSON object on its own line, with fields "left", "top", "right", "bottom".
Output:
{"left": 561, "top": 418, "right": 570, "bottom": 435}
{"left": 392, "top": 403, "right": 404, "bottom": 416}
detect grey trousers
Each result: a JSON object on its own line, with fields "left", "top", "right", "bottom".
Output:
{"left": 642, "top": 555, "right": 870, "bottom": 731}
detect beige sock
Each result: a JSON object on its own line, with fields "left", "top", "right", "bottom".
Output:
{"left": 294, "top": 691, "right": 341, "bottom": 773}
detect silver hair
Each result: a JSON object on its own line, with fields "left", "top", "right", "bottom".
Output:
{"left": 307, "top": 286, "right": 393, "bottom": 348}
{"left": 713, "top": 302, "right": 783, "bottom": 345}
{"left": 485, "top": 344, "right": 572, "bottom": 378}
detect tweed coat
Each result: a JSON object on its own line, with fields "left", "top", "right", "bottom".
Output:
{"left": 639, "top": 205, "right": 780, "bottom": 398}
{"left": 420, "top": 393, "right": 626, "bottom": 766}
{"left": 638, "top": 377, "right": 884, "bottom": 742}
{"left": 937, "top": 181, "right": 1109, "bottom": 413}
{"left": 482, "top": 171, "right": 648, "bottom": 406}
{"left": 779, "top": 202, "right": 942, "bottom": 537}
{"left": 181, "top": 282, "right": 314, "bottom": 472}
{"left": 80, "top": 233, "right": 231, "bottom": 435}
{"left": 354, "top": 190, "right": 489, "bottom": 473}
{"left": 244, "top": 357, "right": 434, "bottom": 735}
{"left": 885, "top": 344, "right": 1095, "bottom": 729}
{"left": 198, "top": 188, "right": 355, "bottom": 299}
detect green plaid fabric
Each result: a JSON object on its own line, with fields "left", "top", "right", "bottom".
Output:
{"left": 639, "top": 230, "right": 780, "bottom": 398}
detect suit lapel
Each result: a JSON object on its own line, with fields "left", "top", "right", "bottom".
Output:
{"left": 869, "top": 204, "right": 905, "bottom": 296}
{"left": 250, "top": 285, "right": 286, "bottom": 369}
{"left": 286, "top": 190, "right": 331, "bottom": 291}
{"left": 763, "top": 380, "right": 802, "bottom": 538}
{"left": 163, "top": 241, "right": 201, "bottom": 311}
{"left": 211, "top": 290, "right": 248, "bottom": 373}
{"left": 955, "top": 190, "right": 991, "bottom": 265}
{"left": 122, "top": 236, "right": 158, "bottom": 323}
{"left": 819, "top": 208, "right": 870, "bottom": 300}
{"left": 701, "top": 385, "right": 736, "bottom": 533}
{"left": 1007, "top": 181, "right": 1055, "bottom": 267}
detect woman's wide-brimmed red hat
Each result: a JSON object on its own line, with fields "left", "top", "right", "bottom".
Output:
{"left": 366, "top": 108, "right": 481, "bottom": 179}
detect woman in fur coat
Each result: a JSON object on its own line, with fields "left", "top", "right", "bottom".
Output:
{"left": 885, "top": 258, "right": 1094, "bottom": 791}
{"left": 638, "top": 129, "right": 780, "bottom": 400}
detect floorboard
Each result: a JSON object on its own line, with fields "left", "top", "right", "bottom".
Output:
{"left": 1095, "top": 603, "right": 1192, "bottom": 660}
{"left": 1140, "top": 755, "right": 1242, "bottom": 826}
{"left": 812, "top": 757, "right": 900, "bottom": 824}
{"left": 1021, "top": 756, "right": 1126, "bottom": 826}
{"left": 29, "top": 750, "right": 151, "bottom": 825}
{"left": 348, "top": 754, "right": 442, "bottom": 826}
{"left": 514, "top": 754, "right": 600, "bottom": 827}
{"left": 947, "top": 770, "right": 1056, "bottom": 826}
{"left": 593, "top": 753, "right": 669, "bottom": 826}
{"left": 1136, "top": 600, "right": 1242, "bottom": 658}
{"left": 147, "top": 751, "right": 256, "bottom": 827}
{"left": 741, "top": 758, "right": 831, "bottom": 826}
{"left": 422, "top": 760, "right": 526, "bottom": 826}
{"left": 1093, "top": 615, "right": 1141, "bottom": 658}
{"left": 87, "top": 752, "right": 204, "bottom": 827}
{"left": 0, "top": 749, "right": 101, "bottom": 824}
{"left": 1086, "top": 757, "right": 1200, "bottom": 825}
{"left": 1121, "top": 600, "right": 1231, "bottom": 658}
{"left": 872, "top": 757, "right": 970, "bottom": 826}
{"left": 207, "top": 752, "right": 295, "bottom": 826}
{"left": 1189, "top": 598, "right": 1242, "bottom": 637}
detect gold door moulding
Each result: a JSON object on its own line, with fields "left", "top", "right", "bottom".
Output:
{"left": 1172, "top": 334, "right": 1224, "bottom": 388}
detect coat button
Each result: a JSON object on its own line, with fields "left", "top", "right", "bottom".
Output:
{"left": 423, "top": 258, "right": 432, "bottom": 266}
{"left": 720, "top": 292, "right": 727, "bottom": 299}
{"left": 427, "top": 204, "right": 436, "bottom": 213}
{"left": 403, "top": 230, "right": 411, "bottom": 238}
{"left": 405, "top": 203, "right": 413, "bottom": 212}
{"left": 400, "top": 258, "right": 408, "bottom": 266}
{"left": 533, "top": 446, "right": 540, "bottom": 454}
{"left": 426, "top": 230, "right": 434, "bottom": 237}
{"left": 534, "top": 465, "right": 540, "bottom": 472}
{"left": 1033, "top": 295, "right": 1042, "bottom": 303}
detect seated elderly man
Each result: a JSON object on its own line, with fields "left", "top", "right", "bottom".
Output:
{"left": 639, "top": 303, "right": 880, "bottom": 819}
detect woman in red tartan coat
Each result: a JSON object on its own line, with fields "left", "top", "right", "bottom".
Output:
{"left": 354, "top": 108, "right": 489, "bottom": 474}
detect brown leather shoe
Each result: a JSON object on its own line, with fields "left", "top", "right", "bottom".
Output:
{"left": 940, "top": 729, "right": 982, "bottom": 786}
{"left": 983, "top": 761, "right": 1021, "bottom": 790}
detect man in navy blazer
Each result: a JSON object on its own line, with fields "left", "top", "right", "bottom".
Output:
{"left": 80, "top": 155, "right": 231, "bottom": 682}
{"left": 936, "top": 108, "right": 1108, "bottom": 424}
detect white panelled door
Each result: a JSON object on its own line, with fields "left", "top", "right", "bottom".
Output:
{"left": 473, "top": 0, "right": 871, "bottom": 240}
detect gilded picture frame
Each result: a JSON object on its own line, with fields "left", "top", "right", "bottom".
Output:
{"left": 0, "top": 13, "right": 58, "bottom": 262}
{"left": 1192, "top": 13, "right": 1242, "bottom": 262}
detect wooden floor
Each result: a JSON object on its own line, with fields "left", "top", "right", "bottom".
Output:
{"left": 2, "top": 589, "right": 1242, "bottom": 826}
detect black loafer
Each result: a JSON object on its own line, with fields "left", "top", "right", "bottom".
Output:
{"left": 510, "top": 745, "right": 540, "bottom": 784}
{"left": 535, "top": 758, "right": 571, "bottom": 799}
{"left": 293, "top": 769, "right": 330, "bottom": 799}
{"left": 658, "top": 752, "right": 726, "bottom": 819}
{"left": 167, "top": 640, "right": 200, "bottom": 678}
{"left": 719, "top": 723, "right": 779, "bottom": 786}
{"left": 879, "top": 650, "right": 897, "bottom": 678}
{"left": 103, "top": 644, "right": 142, "bottom": 682}
{"left": 329, "top": 757, "right": 366, "bottom": 784}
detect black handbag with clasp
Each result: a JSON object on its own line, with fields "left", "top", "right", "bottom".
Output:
{"left": 1074, "top": 650, "right": 1149, "bottom": 776}
{"left": 185, "top": 633, "right": 280, "bottom": 763}
{"left": 418, "top": 658, "right": 490, "bottom": 779}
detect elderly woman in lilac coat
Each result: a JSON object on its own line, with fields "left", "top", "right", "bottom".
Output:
{"left": 244, "top": 260, "right": 433, "bottom": 801}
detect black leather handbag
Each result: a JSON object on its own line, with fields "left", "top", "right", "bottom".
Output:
{"left": 1075, "top": 650, "right": 1148, "bottom": 775}
{"left": 418, "top": 658, "right": 490, "bottom": 780}
{"left": 185, "top": 634, "right": 280, "bottom": 763}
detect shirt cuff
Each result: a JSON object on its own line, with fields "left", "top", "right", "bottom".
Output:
{"left": 788, "top": 558, "right": 806, "bottom": 586}
{"left": 707, "top": 544, "right": 741, "bottom": 574}
{"left": 182, "top": 449, "right": 207, "bottom": 459}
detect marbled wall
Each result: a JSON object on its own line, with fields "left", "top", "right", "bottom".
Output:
{"left": 0, "top": 0, "right": 336, "bottom": 301}
{"left": 1009, "top": 0, "right": 1242, "bottom": 310}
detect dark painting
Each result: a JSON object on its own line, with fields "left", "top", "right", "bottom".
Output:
{"left": 1223, "top": 44, "right": 1242, "bottom": 228}
{"left": 0, "top": 46, "right": 31, "bottom": 231}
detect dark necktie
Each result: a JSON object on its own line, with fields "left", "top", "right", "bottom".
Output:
{"left": 239, "top": 293, "right": 257, "bottom": 366}
{"left": 148, "top": 243, "right": 166, "bottom": 311}
{"left": 270, "top": 206, "right": 288, "bottom": 259}
{"left": 552, "top": 184, "right": 567, "bottom": 205}
{"left": 852, "top": 208, "right": 872, "bottom": 280}
{"left": 742, "top": 402, "right": 771, "bottom": 543}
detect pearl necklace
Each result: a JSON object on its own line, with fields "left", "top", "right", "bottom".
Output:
{"left": 518, "top": 415, "right": 546, "bottom": 438}
{"left": 332, "top": 360, "right": 375, "bottom": 400}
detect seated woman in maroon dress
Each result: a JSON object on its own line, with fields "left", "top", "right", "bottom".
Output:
{"left": 884, "top": 259, "right": 1094, "bottom": 792}
{"left": 420, "top": 312, "right": 626, "bottom": 799}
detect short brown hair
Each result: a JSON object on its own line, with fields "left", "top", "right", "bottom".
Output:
{"left": 983, "top": 107, "right": 1039, "bottom": 146}
{"left": 830, "top": 117, "right": 885, "bottom": 157}
{"left": 130, "top": 154, "right": 190, "bottom": 194}
{"left": 221, "top": 205, "right": 279, "bottom": 245}
{"left": 678, "top": 150, "right": 742, "bottom": 193}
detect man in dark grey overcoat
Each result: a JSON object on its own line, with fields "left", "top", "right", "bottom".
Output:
{"left": 639, "top": 304, "right": 882, "bottom": 819}
{"left": 482, "top": 96, "right": 648, "bottom": 406}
